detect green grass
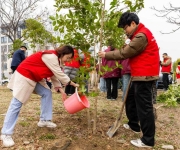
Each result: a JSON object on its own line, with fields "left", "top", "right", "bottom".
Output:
{"left": 39, "top": 133, "right": 56, "bottom": 140}
{"left": 19, "top": 121, "right": 30, "bottom": 127}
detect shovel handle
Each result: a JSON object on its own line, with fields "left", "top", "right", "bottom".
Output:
{"left": 117, "top": 77, "right": 132, "bottom": 121}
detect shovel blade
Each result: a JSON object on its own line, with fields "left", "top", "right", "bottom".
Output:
{"left": 106, "top": 120, "right": 121, "bottom": 138}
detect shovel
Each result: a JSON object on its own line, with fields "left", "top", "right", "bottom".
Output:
{"left": 106, "top": 77, "right": 132, "bottom": 138}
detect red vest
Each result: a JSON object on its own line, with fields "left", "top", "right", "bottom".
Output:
{"left": 161, "top": 58, "right": 171, "bottom": 73}
{"left": 129, "top": 23, "right": 159, "bottom": 76}
{"left": 17, "top": 50, "right": 58, "bottom": 82}
{"left": 81, "top": 52, "right": 91, "bottom": 68}
{"left": 64, "top": 49, "right": 81, "bottom": 68}
{"left": 176, "top": 65, "right": 180, "bottom": 79}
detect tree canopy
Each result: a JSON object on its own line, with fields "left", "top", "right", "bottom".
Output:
{"left": 22, "top": 18, "right": 56, "bottom": 51}
{"left": 51, "top": 0, "right": 144, "bottom": 51}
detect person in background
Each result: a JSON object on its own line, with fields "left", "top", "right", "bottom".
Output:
{"left": 11, "top": 46, "right": 27, "bottom": 73}
{"left": 96, "top": 62, "right": 107, "bottom": 94}
{"left": 64, "top": 48, "right": 82, "bottom": 95}
{"left": 99, "top": 12, "right": 159, "bottom": 148}
{"left": 7, "top": 52, "right": 14, "bottom": 79}
{"left": 121, "top": 58, "right": 131, "bottom": 101}
{"left": 160, "top": 53, "right": 172, "bottom": 91}
{"left": 102, "top": 45, "right": 121, "bottom": 100}
{"left": 0, "top": 45, "right": 79, "bottom": 148}
{"left": 176, "top": 62, "right": 180, "bottom": 85}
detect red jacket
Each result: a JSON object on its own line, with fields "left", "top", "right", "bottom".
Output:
{"left": 17, "top": 50, "right": 58, "bottom": 82}
{"left": 64, "top": 49, "right": 81, "bottom": 68}
{"left": 161, "top": 58, "right": 171, "bottom": 73}
{"left": 129, "top": 23, "right": 159, "bottom": 76}
{"left": 102, "top": 47, "right": 121, "bottom": 78}
{"left": 121, "top": 59, "right": 131, "bottom": 76}
{"left": 176, "top": 65, "right": 180, "bottom": 79}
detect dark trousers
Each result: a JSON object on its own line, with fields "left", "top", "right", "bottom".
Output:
{"left": 162, "top": 73, "right": 169, "bottom": 90}
{"left": 105, "top": 77, "right": 119, "bottom": 99}
{"left": 152, "top": 80, "right": 157, "bottom": 104}
{"left": 11, "top": 66, "right": 18, "bottom": 73}
{"left": 125, "top": 81, "right": 155, "bottom": 146}
{"left": 65, "top": 85, "right": 75, "bottom": 95}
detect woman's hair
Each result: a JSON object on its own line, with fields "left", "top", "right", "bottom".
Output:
{"left": 118, "top": 12, "right": 139, "bottom": 28}
{"left": 55, "top": 45, "right": 74, "bottom": 58}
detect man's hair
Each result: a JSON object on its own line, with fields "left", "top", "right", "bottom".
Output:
{"left": 178, "top": 62, "right": 180, "bottom": 65}
{"left": 118, "top": 12, "right": 139, "bottom": 28}
{"left": 163, "top": 53, "right": 168, "bottom": 56}
{"left": 20, "top": 46, "right": 27, "bottom": 50}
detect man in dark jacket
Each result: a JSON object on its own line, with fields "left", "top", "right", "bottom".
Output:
{"left": 99, "top": 12, "right": 159, "bottom": 148}
{"left": 11, "top": 46, "right": 27, "bottom": 73}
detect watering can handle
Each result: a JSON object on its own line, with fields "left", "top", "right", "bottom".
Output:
{"left": 75, "top": 87, "right": 82, "bottom": 102}
{"left": 75, "top": 87, "right": 78, "bottom": 93}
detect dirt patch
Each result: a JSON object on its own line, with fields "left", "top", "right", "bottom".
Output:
{"left": 0, "top": 86, "right": 180, "bottom": 149}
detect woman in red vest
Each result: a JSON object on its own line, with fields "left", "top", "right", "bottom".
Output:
{"left": 99, "top": 12, "right": 159, "bottom": 148}
{"left": 176, "top": 62, "right": 180, "bottom": 85}
{"left": 0, "top": 45, "right": 79, "bottom": 148}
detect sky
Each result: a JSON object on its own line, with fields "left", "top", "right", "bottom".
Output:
{"left": 138, "top": 0, "right": 180, "bottom": 62}
{"left": 39, "top": 0, "right": 180, "bottom": 62}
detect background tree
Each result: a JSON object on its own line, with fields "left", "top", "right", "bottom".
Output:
{"left": 151, "top": 3, "right": 180, "bottom": 33}
{"left": 0, "top": 0, "right": 48, "bottom": 50}
{"left": 22, "top": 18, "right": 57, "bottom": 52}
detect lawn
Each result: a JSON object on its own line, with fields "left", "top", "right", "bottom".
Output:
{"left": 0, "top": 86, "right": 179, "bottom": 150}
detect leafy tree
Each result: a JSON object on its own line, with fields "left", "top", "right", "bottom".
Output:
{"left": 151, "top": 3, "right": 180, "bottom": 33}
{"left": 22, "top": 18, "right": 56, "bottom": 51}
{"left": 0, "top": 0, "right": 48, "bottom": 50}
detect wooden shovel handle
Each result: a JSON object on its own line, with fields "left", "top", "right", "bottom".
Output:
{"left": 117, "top": 77, "right": 132, "bottom": 121}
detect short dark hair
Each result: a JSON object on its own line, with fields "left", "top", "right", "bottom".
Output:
{"left": 55, "top": 45, "right": 74, "bottom": 58}
{"left": 163, "top": 53, "right": 168, "bottom": 56}
{"left": 178, "top": 62, "right": 180, "bottom": 65}
{"left": 20, "top": 46, "right": 27, "bottom": 50}
{"left": 118, "top": 12, "right": 139, "bottom": 28}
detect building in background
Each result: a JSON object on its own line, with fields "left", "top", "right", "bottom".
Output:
{"left": 0, "top": 20, "right": 55, "bottom": 80}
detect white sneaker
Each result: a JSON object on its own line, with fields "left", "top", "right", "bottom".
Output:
{"left": 123, "top": 124, "right": 140, "bottom": 134}
{"left": 37, "top": 120, "right": 57, "bottom": 128}
{"left": 0, "top": 134, "right": 15, "bottom": 147}
{"left": 131, "top": 139, "right": 152, "bottom": 148}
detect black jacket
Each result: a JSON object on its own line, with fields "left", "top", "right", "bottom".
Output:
{"left": 11, "top": 49, "right": 25, "bottom": 67}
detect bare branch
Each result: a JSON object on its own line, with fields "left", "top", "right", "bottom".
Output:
{"left": 151, "top": 2, "right": 180, "bottom": 33}
{"left": 0, "top": 0, "right": 46, "bottom": 42}
{"left": 160, "top": 27, "right": 180, "bottom": 34}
